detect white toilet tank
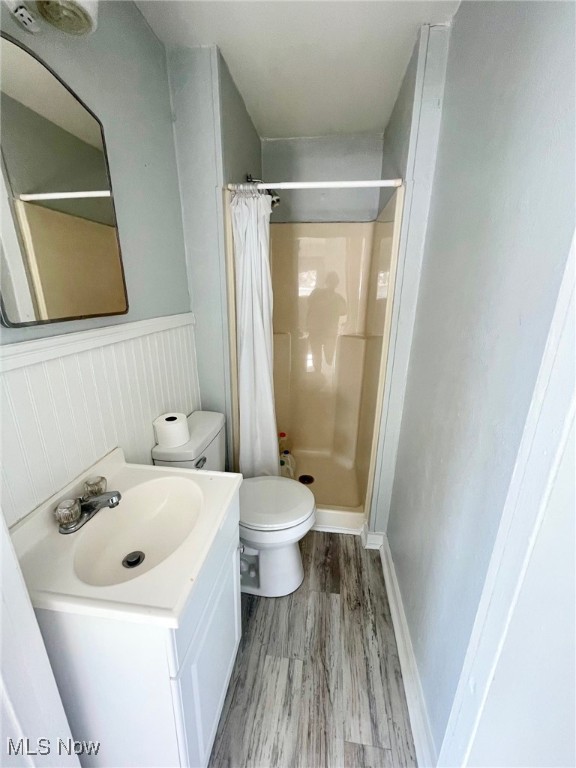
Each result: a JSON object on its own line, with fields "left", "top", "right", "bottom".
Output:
{"left": 152, "top": 411, "right": 226, "bottom": 471}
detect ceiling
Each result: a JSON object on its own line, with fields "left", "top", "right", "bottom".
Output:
{"left": 137, "top": 1, "right": 459, "bottom": 139}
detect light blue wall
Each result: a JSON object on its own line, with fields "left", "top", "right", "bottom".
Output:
{"left": 168, "top": 46, "right": 227, "bottom": 420}
{"left": 218, "top": 53, "right": 261, "bottom": 183}
{"left": 262, "top": 134, "right": 384, "bottom": 222}
{"left": 387, "top": 0, "right": 575, "bottom": 753}
{"left": 379, "top": 40, "right": 418, "bottom": 210}
{"left": 167, "top": 45, "right": 261, "bottom": 446}
{"left": 0, "top": 1, "right": 190, "bottom": 343}
{"left": 381, "top": 42, "right": 418, "bottom": 180}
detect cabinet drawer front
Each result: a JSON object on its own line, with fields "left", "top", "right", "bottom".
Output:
{"left": 174, "top": 543, "right": 241, "bottom": 767}
{"left": 169, "top": 493, "right": 240, "bottom": 673}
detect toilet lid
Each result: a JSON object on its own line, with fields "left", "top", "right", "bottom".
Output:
{"left": 240, "top": 476, "right": 315, "bottom": 531}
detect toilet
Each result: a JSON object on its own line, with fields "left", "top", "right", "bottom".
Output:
{"left": 152, "top": 411, "right": 315, "bottom": 597}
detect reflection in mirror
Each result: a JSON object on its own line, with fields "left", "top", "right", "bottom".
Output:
{"left": 0, "top": 36, "right": 127, "bottom": 327}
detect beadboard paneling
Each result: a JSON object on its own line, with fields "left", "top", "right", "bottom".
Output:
{"left": 1, "top": 319, "right": 201, "bottom": 528}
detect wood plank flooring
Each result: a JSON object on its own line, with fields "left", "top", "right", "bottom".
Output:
{"left": 209, "top": 532, "right": 417, "bottom": 768}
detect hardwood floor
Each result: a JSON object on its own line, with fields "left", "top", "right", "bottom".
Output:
{"left": 209, "top": 532, "right": 417, "bottom": 768}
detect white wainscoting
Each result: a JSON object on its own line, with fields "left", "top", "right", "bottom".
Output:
{"left": 0, "top": 314, "right": 201, "bottom": 528}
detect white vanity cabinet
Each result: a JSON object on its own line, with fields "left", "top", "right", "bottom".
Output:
{"left": 35, "top": 493, "right": 241, "bottom": 768}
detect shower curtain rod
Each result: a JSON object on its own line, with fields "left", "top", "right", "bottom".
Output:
{"left": 227, "top": 179, "right": 402, "bottom": 191}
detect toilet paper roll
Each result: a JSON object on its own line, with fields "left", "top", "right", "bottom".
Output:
{"left": 153, "top": 413, "right": 190, "bottom": 448}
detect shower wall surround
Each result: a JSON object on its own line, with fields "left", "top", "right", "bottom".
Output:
{"left": 356, "top": 196, "right": 396, "bottom": 499}
{"left": 270, "top": 195, "right": 395, "bottom": 510}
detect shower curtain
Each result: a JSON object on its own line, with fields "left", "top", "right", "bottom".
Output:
{"left": 230, "top": 188, "right": 279, "bottom": 478}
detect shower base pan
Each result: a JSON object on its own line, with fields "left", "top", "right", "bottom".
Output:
{"left": 291, "top": 449, "right": 360, "bottom": 506}
{"left": 291, "top": 449, "right": 366, "bottom": 534}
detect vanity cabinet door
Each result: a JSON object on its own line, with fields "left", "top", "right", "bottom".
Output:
{"left": 169, "top": 497, "right": 240, "bottom": 673}
{"left": 173, "top": 538, "right": 241, "bottom": 768}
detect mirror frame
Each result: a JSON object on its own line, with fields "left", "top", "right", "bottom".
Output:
{"left": 0, "top": 32, "right": 128, "bottom": 328}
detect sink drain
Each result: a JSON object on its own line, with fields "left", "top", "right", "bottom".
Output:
{"left": 122, "top": 550, "right": 145, "bottom": 569}
{"left": 299, "top": 474, "right": 315, "bottom": 485}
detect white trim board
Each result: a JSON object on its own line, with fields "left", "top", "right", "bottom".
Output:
{"left": 361, "top": 524, "right": 384, "bottom": 550}
{"left": 380, "top": 536, "right": 437, "bottom": 767}
{"left": 0, "top": 313, "right": 195, "bottom": 372}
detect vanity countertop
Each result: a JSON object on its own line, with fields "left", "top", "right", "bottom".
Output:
{"left": 10, "top": 448, "right": 242, "bottom": 627}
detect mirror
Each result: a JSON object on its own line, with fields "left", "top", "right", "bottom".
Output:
{"left": 0, "top": 35, "right": 128, "bottom": 327}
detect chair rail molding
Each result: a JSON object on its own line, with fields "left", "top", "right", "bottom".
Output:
{"left": 0, "top": 313, "right": 196, "bottom": 372}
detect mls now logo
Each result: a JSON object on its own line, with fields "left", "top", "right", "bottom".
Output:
{"left": 7, "top": 738, "right": 101, "bottom": 756}
{"left": 58, "top": 738, "right": 101, "bottom": 755}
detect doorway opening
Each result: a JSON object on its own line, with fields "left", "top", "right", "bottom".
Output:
{"left": 226, "top": 181, "right": 404, "bottom": 530}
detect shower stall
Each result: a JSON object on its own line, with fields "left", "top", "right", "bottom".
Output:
{"left": 270, "top": 190, "right": 401, "bottom": 519}
{"left": 226, "top": 180, "right": 403, "bottom": 526}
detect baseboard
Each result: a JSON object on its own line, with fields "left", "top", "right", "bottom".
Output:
{"left": 360, "top": 523, "right": 385, "bottom": 549}
{"left": 312, "top": 507, "right": 364, "bottom": 535}
{"left": 380, "top": 536, "right": 438, "bottom": 767}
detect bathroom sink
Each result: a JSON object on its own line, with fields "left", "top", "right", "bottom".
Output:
{"left": 11, "top": 448, "right": 242, "bottom": 626}
{"left": 73, "top": 476, "right": 202, "bottom": 587}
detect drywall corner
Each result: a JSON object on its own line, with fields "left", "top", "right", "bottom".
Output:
{"left": 217, "top": 51, "right": 262, "bottom": 183}
{"left": 369, "top": 24, "right": 450, "bottom": 534}
{"left": 166, "top": 45, "right": 231, "bottom": 424}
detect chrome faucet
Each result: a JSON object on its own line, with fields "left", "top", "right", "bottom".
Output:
{"left": 54, "top": 491, "right": 122, "bottom": 534}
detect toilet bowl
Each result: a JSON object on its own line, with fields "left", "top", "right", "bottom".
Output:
{"left": 152, "top": 411, "right": 315, "bottom": 597}
{"left": 239, "top": 475, "right": 315, "bottom": 596}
